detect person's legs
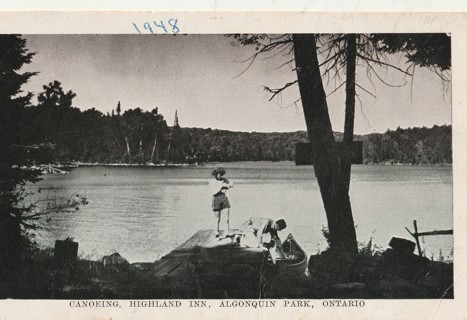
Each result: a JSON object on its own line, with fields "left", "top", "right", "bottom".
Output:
{"left": 221, "top": 195, "right": 231, "bottom": 236}
{"left": 214, "top": 210, "right": 221, "bottom": 236}
{"left": 225, "top": 208, "right": 230, "bottom": 235}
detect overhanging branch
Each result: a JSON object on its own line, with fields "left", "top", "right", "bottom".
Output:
{"left": 263, "top": 80, "right": 299, "bottom": 101}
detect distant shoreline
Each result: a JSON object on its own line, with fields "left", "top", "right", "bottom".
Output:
{"left": 66, "top": 161, "right": 452, "bottom": 168}
{"left": 72, "top": 162, "right": 200, "bottom": 168}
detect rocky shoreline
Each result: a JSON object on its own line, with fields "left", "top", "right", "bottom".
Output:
{"left": 3, "top": 238, "right": 453, "bottom": 299}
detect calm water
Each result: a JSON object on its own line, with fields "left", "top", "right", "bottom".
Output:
{"left": 31, "top": 162, "right": 452, "bottom": 263}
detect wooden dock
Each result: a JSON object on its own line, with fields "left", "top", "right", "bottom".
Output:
{"left": 152, "top": 230, "right": 268, "bottom": 277}
{"left": 146, "top": 229, "right": 271, "bottom": 298}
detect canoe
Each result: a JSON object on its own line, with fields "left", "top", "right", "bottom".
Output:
{"left": 274, "top": 233, "right": 308, "bottom": 276}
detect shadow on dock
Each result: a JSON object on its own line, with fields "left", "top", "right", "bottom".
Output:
{"left": 137, "top": 230, "right": 280, "bottom": 299}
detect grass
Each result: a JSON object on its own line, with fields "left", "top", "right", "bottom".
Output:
{"left": 1, "top": 229, "right": 454, "bottom": 299}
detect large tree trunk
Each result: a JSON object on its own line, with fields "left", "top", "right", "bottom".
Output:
{"left": 344, "top": 34, "right": 357, "bottom": 144}
{"left": 342, "top": 34, "right": 357, "bottom": 188}
{"left": 292, "top": 34, "right": 358, "bottom": 255}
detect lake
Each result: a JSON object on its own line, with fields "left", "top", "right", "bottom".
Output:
{"left": 31, "top": 162, "right": 453, "bottom": 263}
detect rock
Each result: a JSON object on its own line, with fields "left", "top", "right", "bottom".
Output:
{"left": 380, "top": 248, "right": 429, "bottom": 280}
{"left": 102, "top": 253, "right": 129, "bottom": 267}
{"left": 54, "top": 239, "right": 78, "bottom": 266}
{"left": 388, "top": 237, "right": 415, "bottom": 254}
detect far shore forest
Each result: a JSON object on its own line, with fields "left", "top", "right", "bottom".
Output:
{"left": 21, "top": 88, "right": 451, "bottom": 166}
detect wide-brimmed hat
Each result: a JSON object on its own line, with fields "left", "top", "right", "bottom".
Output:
{"left": 212, "top": 167, "right": 226, "bottom": 177}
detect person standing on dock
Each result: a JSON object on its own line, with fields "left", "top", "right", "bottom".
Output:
{"left": 210, "top": 167, "right": 234, "bottom": 237}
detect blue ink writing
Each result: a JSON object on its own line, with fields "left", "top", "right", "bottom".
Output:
{"left": 153, "top": 20, "right": 167, "bottom": 33}
{"left": 132, "top": 23, "right": 141, "bottom": 34}
{"left": 132, "top": 19, "right": 180, "bottom": 34}
{"left": 144, "top": 22, "right": 154, "bottom": 34}
{"left": 168, "top": 19, "right": 179, "bottom": 34}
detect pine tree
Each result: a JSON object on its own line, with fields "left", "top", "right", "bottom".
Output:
{"left": 0, "top": 36, "right": 86, "bottom": 296}
{"left": 0, "top": 35, "right": 38, "bottom": 292}
{"left": 0, "top": 36, "right": 37, "bottom": 145}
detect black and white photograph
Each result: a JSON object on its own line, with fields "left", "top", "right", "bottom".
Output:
{"left": 2, "top": 10, "right": 466, "bottom": 320}
{"left": 0, "top": 30, "right": 454, "bottom": 300}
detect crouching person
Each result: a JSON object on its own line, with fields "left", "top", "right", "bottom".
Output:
{"left": 237, "top": 217, "right": 289, "bottom": 261}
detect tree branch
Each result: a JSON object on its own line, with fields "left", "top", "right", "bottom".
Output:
{"left": 355, "top": 91, "right": 371, "bottom": 128}
{"left": 263, "top": 80, "right": 299, "bottom": 101}
{"left": 357, "top": 53, "right": 413, "bottom": 76}
{"left": 326, "top": 79, "right": 346, "bottom": 97}
{"left": 356, "top": 83, "right": 376, "bottom": 98}
{"left": 363, "top": 60, "right": 408, "bottom": 87}
{"left": 233, "top": 39, "right": 293, "bottom": 79}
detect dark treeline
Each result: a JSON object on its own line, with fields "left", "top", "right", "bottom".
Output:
{"left": 18, "top": 83, "right": 451, "bottom": 165}
{"left": 361, "top": 125, "right": 452, "bottom": 165}
{"left": 19, "top": 81, "right": 173, "bottom": 164}
{"left": 179, "top": 125, "right": 452, "bottom": 165}
{"left": 178, "top": 128, "right": 303, "bottom": 163}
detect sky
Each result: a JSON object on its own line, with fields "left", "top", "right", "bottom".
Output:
{"left": 21, "top": 34, "right": 451, "bottom": 134}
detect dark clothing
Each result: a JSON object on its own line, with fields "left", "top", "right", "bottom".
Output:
{"left": 212, "top": 193, "right": 231, "bottom": 211}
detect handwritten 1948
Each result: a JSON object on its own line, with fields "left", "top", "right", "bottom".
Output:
{"left": 132, "top": 19, "right": 180, "bottom": 34}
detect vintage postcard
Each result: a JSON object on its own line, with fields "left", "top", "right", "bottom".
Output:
{"left": 0, "top": 11, "right": 465, "bottom": 320}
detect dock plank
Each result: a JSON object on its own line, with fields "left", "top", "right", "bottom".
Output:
{"left": 176, "top": 232, "right": 210, "bottom": 250}
{"left": 176, "top": 229, "right": 234, "bottom": 250}
{"left": 150, "top": 229, "right": 267, "bottom": 280}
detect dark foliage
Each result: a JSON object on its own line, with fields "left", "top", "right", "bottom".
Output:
{"left": 361, "top": 125, "right": 451, "bottom": 165}
{"left": 371, "top": 33, "right": 451, "bottom": 71}
{"left": 0, "top": 36, "right": 40, "bottom": 281}
{"left": 177, "top": 125, "right": 451, "bottom": 165}
{"left": 0, "top": 36, "right": 87, "bottom": 297}
{"left": 17, "top": 101, "right": 453, "bottom": 165}
{"left": 23, "top": 94, "right": 170, "bottom": 164}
